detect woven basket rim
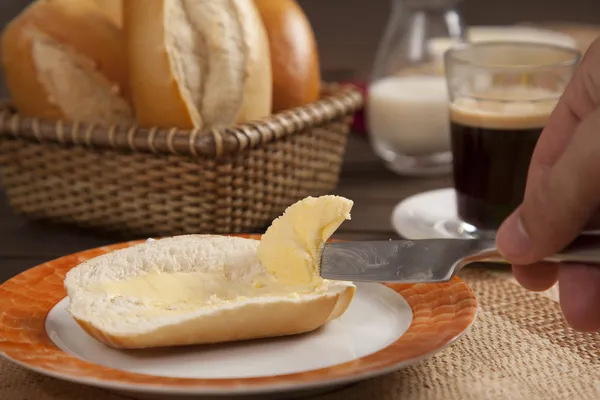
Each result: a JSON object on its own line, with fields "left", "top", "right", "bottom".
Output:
{"left": 0, "top": 83, "right": 363, "bottom": 158}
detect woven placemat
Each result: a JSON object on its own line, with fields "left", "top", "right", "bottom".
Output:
{"left": 1, "top": 268, "right": 599, "bottom": 400}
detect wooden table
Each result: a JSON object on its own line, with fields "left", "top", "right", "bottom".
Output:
{"left": 0, "top": 134, "right": 452, "bottom": 283}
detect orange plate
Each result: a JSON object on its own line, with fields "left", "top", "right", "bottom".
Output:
{"left": 0, "top": 234, "right": 478, "bottom": 396}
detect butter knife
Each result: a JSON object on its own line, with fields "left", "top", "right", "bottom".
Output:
{"left": 319, "top": 236, "right": 600, "bottom": 283}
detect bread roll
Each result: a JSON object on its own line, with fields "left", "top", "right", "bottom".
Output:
{"left": 124, "top": 0, "right": 272, "bottom": 130}
{"left": 65, "top": 235, "right": 355, "bottom": 349}
{"left": 0, "top": 0, "right": 134, "bottom": 125}
{"left": 253, "top": 0, "right": 321, "bottom": 112}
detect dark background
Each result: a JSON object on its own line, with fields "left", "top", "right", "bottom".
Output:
{"left": 299, "top": 0, "right": 600, "bottom": 80}
{"left": 0, "top": 0, "right": 598, "bottom": 91}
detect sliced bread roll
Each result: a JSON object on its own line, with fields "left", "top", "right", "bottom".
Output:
{"left": 65, "top": 235, "right": 355, "bottom": 349}
{"left": 124, "top": 0, "right": 273, "bottom": 129}
{"left": 0, "top": 0, "right": 134, "bottom": 125}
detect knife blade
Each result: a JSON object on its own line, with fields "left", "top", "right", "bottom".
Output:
{"left": 319, "top": 236, "right": 600, "bottom": 284}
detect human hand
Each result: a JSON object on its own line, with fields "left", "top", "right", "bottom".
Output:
{"left": 496, "top": 37, "right": 600, "bottom": 332}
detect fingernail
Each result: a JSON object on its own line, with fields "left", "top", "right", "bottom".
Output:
{"left": 497, "top": 210, "right": 532, "bottom": 261}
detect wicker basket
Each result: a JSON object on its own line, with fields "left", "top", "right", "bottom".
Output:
{"left": 0, "top": 84, "right": 363, "bottom": 238}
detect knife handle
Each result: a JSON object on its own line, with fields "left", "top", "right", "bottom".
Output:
{"left": 543, "top": 235, "right": 600, "bottom": 264}
{"left": 468, "top": 235, "right": 600, "bottom": 267}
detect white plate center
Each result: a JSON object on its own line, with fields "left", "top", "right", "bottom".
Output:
{"left": 46, "top": 283, "right": 412, "bottom": 379}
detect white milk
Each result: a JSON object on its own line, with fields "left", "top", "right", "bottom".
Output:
{"left": 367, "top": 75, "right": 450, "bottom": 157}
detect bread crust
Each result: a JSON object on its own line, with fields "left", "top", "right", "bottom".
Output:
{"left": 124, "top": 0, "right": 192, "bottom": 128}
{"left": 90, "top": 0, "right": 122, "bottom": 28}
{"left": 253, "top": 0, "right": 320, "bottom": 112}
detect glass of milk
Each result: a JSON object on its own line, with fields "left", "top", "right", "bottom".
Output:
{"left": 367, "top": 0, "right": 466, "bottom": 176}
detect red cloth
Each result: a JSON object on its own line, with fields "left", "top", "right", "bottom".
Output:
{"left": 344, "top": 81, "right": 368, "bottom": 136}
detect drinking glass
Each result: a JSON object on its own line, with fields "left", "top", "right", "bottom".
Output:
{"left": 444, "top": 42, "right": 580, "bottom": 239}
{"left": 367, "top": 0, "right": 466, "bottom": 177}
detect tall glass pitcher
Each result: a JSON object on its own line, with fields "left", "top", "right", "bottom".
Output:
{"left": 367, "top": 0, "right": 467, "bottom": 176}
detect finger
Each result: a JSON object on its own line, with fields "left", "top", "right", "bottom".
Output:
{"left": 558, "top": 264, "right": 600, "bottom": 332}
{"left": 525, "top": 39, "right": 600, "bottom": 194}
{"left": 512, "top": 263, "right": 558, "bottom": 292}
{"left": 497, "top": 105, "right": 600, "bottom": 265}
{"left": 496, "top": 42, "right": 600, "bottom": 264}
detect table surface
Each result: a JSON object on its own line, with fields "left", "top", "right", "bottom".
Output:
{"left": 0, "top": 134, "right": 593, "bottom": 400}
{"left": 0, "top": 134, "right": 452, "bottom": 283}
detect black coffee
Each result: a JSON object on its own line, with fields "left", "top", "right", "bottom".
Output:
{"left": 449, "top": 101, "right": 552, "bottom": 231}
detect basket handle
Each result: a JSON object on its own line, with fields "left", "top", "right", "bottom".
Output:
{"left": 0, "top": 84, "right": 364, "bottom": 158}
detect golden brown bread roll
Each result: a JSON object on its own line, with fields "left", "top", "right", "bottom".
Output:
{"left": 253, "top": 0, "right": 321, "bottom": 112}
{"left": 124, "top": 0, "right": 273, "bottom": 130}
{"left": 0, "top": 0, "right": 133, "bottom": 125}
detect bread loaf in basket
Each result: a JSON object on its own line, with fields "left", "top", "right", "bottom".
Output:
{"left": 0, "top": 0, "right": 363, "bottom": 237}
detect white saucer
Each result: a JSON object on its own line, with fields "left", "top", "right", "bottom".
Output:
{"left": 391, "top": 188, "right": 471, "bottom": 240}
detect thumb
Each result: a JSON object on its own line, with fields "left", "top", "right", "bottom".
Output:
{"left": 497, "top": 106, "right": 600, "bottom": 265}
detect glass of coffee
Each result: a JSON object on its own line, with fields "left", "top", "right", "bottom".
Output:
{"left": 444, "top": 42, "right": 580, "bottom": 238}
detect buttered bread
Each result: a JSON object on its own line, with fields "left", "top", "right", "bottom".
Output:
{"left": 65, "top": 196, "right": 355, "bottom": 349}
